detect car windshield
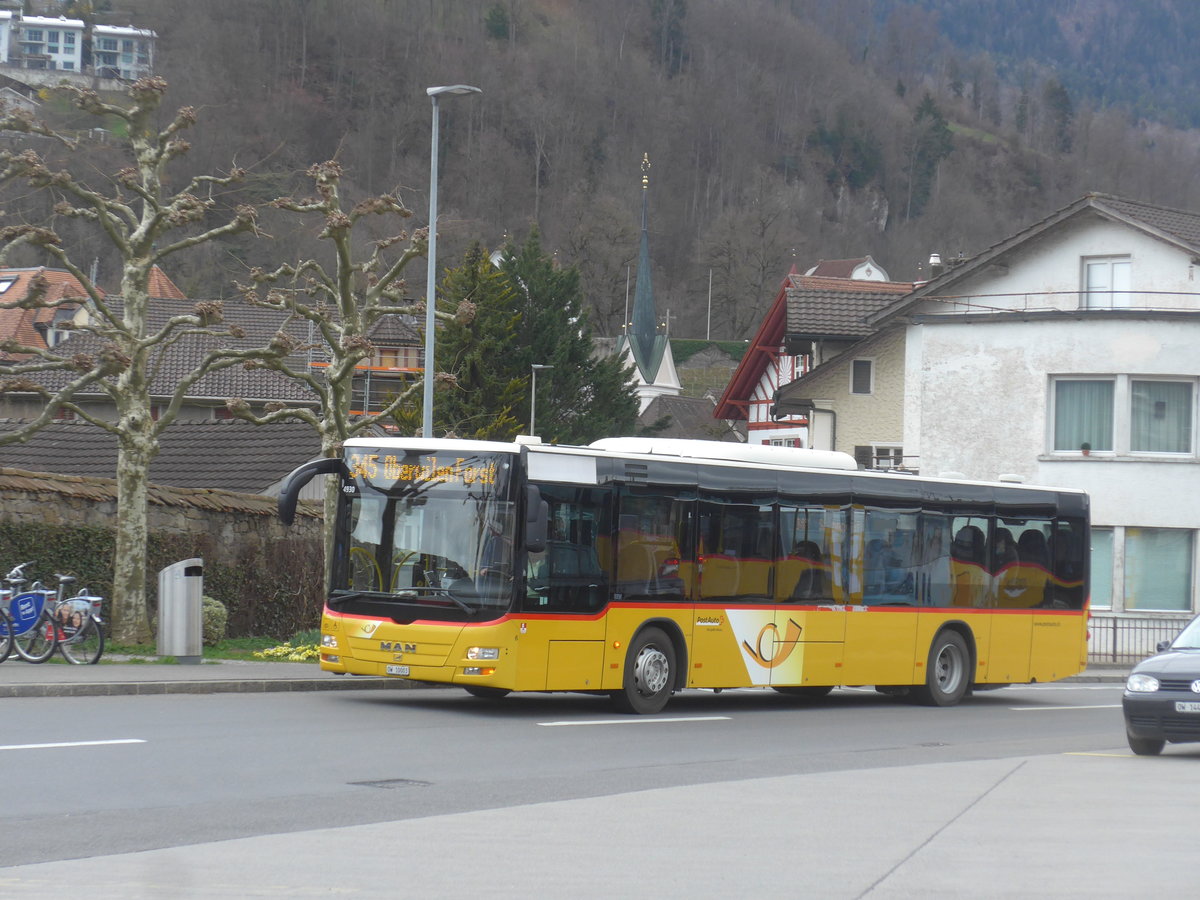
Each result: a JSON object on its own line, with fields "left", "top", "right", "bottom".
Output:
{"left": 1169, "top": 616, "right": 1200, "bottom": 650}
{"left": 336, "top": 449, "right": 517, "bottom": 614}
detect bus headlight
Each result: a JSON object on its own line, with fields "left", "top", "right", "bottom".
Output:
{"left": 467, "top": 646, "right": 499, "bottom": 660}
{"left": 1126, "top": 673, "right": 1160, "bottom": 693}
{"left": 463, "top": 667, "right": 496, "bottom": 676}
{"left": 321, "top": 634, "right": 339, "bottom": 648}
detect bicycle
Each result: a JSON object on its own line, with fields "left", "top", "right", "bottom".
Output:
{"left": 0, "top": 604, "right": 13, "bottom": 663}
{"left": 45, "top": 574, "right": 105, "bottom": 665}
{"left": 2, "top": 562, "right": 56, "bottom": 663}
{"left": 3, "top": 564, "right": 106, "bottom": 665}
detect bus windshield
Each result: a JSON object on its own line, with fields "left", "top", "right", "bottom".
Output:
{"left": 335, "top": 449, "right": 517, "bottom": 615}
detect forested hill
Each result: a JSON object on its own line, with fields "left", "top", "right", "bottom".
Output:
{"left": 14, "top": 0, "right": 1200, "bottom": 341}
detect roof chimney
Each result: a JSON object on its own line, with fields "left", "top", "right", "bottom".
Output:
{"left": 928, "top": 253, "right": 944, "bottom": 278}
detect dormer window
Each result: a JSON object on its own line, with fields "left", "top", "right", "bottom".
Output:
{"left": 1082, "top": 256, "right": 1130, "bottom": 308}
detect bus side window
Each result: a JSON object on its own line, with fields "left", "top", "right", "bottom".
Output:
{"left": 525, "top": 487, "right": 612, "bottom": 613}
{"left": 916, "top": 513, "right": 953, "bottom": 607}
{"left": 615, "top": 489, "right": 687, "bottom": 603}
{"left": 950, "top": 517, "right": 988, "bottom": 607}
{"left": 861, "top": 509, "right": 919, "bottom": 606}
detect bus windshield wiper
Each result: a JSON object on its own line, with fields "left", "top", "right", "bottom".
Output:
{"left": 392, "top": 586, "right": 477, "bottom": 613}
{"left": 328, "top": 589, "right": 392, "bottom": 606}
{"left": 329, "top": 588, "right": 476, "bottom": 614}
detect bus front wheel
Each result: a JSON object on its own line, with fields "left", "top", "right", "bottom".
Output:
{"left": 912, "top": 630, "right": 970, "bottom": 707}
{"left": 612, "top": 627, "right": 676, "bottom": 714}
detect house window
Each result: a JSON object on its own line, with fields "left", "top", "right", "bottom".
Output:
{"left": 1082, "top": 257, "right": 1131, "bottom": 308}
{"left": 1124, "top": 528, "right": 1193, "bottom": 612}
{"left": 850, "top": 359, "right": 873, "bottom": 395}
{"left": 99, "top": 38, "right": 117, "bottom": 51}
{"left": 1131, "top": 380, "right": 1192, "bottom": 453}
{"left": 64, "top": 33, "right": 75, "bottom": 45}
{"left": 25, "top": 29, "right": 43, "bottom": 42}
{"left": 0, "top": 279, "right": 14, "bottom": 294}
{"left": 61, "top": 61, "right": 73, "bottom": 70}
{"left": 854, "top": 444, "right": 903, "bottom": 470}
{"left": 1090, "top": 527, "right": 1113, "bottom": 610}
{"left": 1053, "top": 379, "right": 1114, "bottom": 452}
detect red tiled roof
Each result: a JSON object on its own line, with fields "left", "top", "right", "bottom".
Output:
{"left": 804, "top": 258, "right": 869, "bottom": 279}
{"left": 147, "top": 266, "right": 187, "bottom": 300}
{"left": 0, "top": 268, "right": 92, "bottom": 358}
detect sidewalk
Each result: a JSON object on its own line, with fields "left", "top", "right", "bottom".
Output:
{"left": 0, "top": 658, "right": 425, "bottom": 698}
{"left": 0, "top": 658, "right": 1130, "bottom": 699}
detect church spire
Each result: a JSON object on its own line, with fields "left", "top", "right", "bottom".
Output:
{"left": 629, "top": 153, "right": 663, "bottom": 381}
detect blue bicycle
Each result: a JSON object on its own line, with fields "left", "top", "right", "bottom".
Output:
{"left": 2, "top": 563, "right": 105, "bottom": 665}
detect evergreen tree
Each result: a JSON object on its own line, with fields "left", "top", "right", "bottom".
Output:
{"left": 433, "top": 243, "right": 525, "bottom": 440}
{"left": 432, "top": 231, "right": 640, "bottom": 444}
{"left": 905, "top": 92, "right": 954, "bottom": 220}
{"left": 501, "top": 230, "right": 640, "bottom": 444}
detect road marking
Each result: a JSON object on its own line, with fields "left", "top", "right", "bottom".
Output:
{"left": 0, "top": 738, "right": 146, "bottom": 751}
{"left": 1008, "top": 704, "right": 1120, "bottom": 711}
{"left": 539, "top": 716, "right": 731, "bottom": 727}
{"left": 1067, "top": 751, "right": 1131, "bottom": 757}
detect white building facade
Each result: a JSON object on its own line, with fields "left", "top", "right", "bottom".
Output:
{"left": 871, "top": 194, "right": 1200, "bottom": 623}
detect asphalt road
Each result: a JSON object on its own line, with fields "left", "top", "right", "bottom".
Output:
{"left": 1, "top": 682, "right": 1197, "bottom": 897}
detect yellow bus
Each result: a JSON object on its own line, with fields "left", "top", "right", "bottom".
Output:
{"left": 279, "top": 436, "right": 1089, "bottom": 714}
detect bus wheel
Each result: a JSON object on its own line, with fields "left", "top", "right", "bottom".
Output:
{"left": 464, "top": 686, "right": 511, "bottom": 700}
{"left": 612, "top": 627, "right": 675, "bottom": 714}
{"left": 773, "top": 685, "right": 833, "bottom": 699}
{"left": 912, "top": 630, "right": 970, "bottom": 707}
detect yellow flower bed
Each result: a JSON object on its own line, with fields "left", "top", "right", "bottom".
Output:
{"left": 252, "top": 642, "right": 321, "bottom": 662}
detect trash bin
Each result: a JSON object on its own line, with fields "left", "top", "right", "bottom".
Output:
{"left": 157, "top": 558, "right": 204, "bottom": 664}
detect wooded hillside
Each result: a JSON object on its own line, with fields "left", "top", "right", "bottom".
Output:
{"left": 10, "top": 0, "right": 1200, "bottom": 341}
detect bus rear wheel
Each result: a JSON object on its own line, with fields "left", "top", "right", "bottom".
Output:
{"left": 912, "top": 630, "right": 970, "bottom": 707}
{"left": 612, "top": 627, "right": 675, "bottom": 714}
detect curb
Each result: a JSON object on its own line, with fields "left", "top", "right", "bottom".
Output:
{"left": 0, "top": 677, "right": 438, "bottom": 699}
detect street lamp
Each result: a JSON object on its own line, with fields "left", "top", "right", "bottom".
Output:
{"left": 423, "top": 84, "right": 482, "bottom": 439}
{"left": 530, "top": 364, "right": 554, "bottom": 436}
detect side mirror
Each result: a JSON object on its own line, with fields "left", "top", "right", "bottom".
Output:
{"left": 1157, "top": 640, "right": 1173, "bottom": 653}
{"left": 278, "top": 457, "right": 348, "bottom": 525}
{"left": 525, "top": 485, "right": 549, "bottom": 553}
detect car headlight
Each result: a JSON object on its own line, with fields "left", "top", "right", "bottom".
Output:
{"left": 1126, "top": 673, "right": 1161, "bottom": 693}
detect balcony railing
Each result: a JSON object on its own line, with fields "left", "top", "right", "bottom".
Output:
{"left": 1087, "top": 613, "right": 1192, "bottom": 664}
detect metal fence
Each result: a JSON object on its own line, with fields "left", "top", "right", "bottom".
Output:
{"left": 1087, "top": 614, "right": 1192, "bottom": 664}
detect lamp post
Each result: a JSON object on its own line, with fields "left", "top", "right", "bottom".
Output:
{"left": 530, "top": 364, "right": 554, "bottom": 436}
{"left": 423, "top": 84, "right": 482, "bottom": 439}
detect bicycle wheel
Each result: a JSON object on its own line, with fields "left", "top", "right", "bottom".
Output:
{"left": 14, "top": 613, "right": 57, "bottom": 663}
{"left": 0, "top": 607, "right": 13, "bottom": 663}
{"left": 60, "top": 617, "right": 104, "bottom": 665}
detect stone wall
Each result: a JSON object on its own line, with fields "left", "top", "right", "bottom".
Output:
{"left": 0, "top": 467, "right": 325, "bottom": 637}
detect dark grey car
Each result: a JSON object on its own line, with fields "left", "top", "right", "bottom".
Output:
{"left": 1123, "top": 616, "right": 1200, "bottom": 755}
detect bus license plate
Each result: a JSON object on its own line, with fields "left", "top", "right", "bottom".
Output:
{"left": 386, "top": 665, "right": 410, "bottom": 676}
{"left": 1175, "top": 701, "right": 1200, "bottom": 713}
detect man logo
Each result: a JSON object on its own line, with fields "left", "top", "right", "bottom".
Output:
{"left": 381, "top": 642, "right": 417, "bottom": 654}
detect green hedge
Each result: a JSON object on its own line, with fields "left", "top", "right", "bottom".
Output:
{"left": 0, "top": 522, "right": 324, "bottom": 640}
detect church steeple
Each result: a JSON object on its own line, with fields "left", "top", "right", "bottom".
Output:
{"left": 618, "top": 152, "right": 681, "bottom": 414}
{"left": 629, "top": 153, "right": 663, "bottom": 381}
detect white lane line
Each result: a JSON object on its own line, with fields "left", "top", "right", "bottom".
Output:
{"left": 1008, "top": 704, "right": 1121, "bottom": 711}
{"left": 539, "top": 716, "right": 731, "bottom": 727}
{"left": 0, "top": 738, "right": 146, "bottom": 751}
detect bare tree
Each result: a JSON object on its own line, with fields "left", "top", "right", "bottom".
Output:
{"left": 228, "top": 158, "right": 475, "bottom": 569}
{"left": 0, "top": 78, "right": 268, "bottom": 644}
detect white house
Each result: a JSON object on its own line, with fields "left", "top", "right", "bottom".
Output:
{"left": 92, "top": 24, "right": 155, "bottom": 80}
{"left": 726, "top": 266, "right": 913, "bottom": 461}
{"left": 850, "top": 193, "right": 1200, "bottom": 629}
{"left": 9, "top": 15, "right": 85, "bottom": 72}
